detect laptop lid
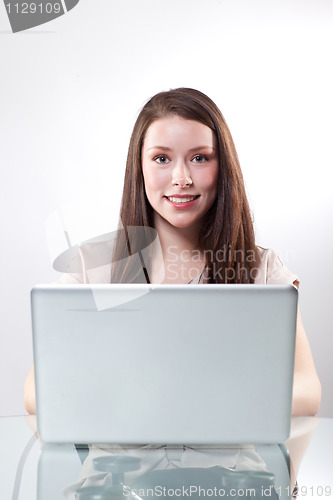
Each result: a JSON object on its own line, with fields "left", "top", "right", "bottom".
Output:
{"left": 31, "top": 284, "right": 297, "bottom": 444}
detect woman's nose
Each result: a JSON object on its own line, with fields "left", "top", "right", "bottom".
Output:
{"left": 171, "top": 160, "right": 193, "bottom": 187}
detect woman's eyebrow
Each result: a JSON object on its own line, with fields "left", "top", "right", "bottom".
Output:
{"left": 146, "top": 146, "right": 215, "bottom": 152}
{"left": 188, "top": 146, "right": 216, "bottom": 152}
{"left": 147, "top": 146, "right": 172, "bottom": 151}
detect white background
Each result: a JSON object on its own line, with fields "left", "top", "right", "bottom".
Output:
{"left": 0, "top": 0, "right": 332, "bottom": 417}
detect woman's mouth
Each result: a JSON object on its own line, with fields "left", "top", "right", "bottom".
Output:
{"left": 164, "top": 195, "right": 200, "bottom": 208}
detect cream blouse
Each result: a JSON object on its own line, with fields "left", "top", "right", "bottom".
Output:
{"left": 54, "top": 244, "right": 299, "bottom": 286}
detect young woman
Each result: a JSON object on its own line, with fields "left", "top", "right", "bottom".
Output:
{"left": 24, "top": 88, "right": 321, "bottom": 416}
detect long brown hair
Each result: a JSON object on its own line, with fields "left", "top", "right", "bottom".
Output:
{"left": 112, "top": 88, "right": 258, "bottom": 283}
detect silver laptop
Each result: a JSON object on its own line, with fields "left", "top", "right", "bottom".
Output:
{"left": 31, "top": 284, "right": 297, "bottom": 444}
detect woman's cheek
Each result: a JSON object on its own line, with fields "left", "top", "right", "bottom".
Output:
{"left": 152, "top": 170, "right": 170, "bottom": 190}
{"left": 196, "top": 169, "right": 218, "bottom": 189}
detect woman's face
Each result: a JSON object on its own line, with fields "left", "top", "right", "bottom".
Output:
{"left": 141, "top": 116, "right": 219, "bottom": 231}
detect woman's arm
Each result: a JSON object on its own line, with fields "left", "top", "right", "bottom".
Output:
{"left": 24, "top": 366, "right": 36, "bottom": 415}
{"left": 292, "top": 305, "right": 322, "bottom": 416}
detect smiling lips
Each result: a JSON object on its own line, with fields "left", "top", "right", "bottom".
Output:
{"left": 164, "top": 194, "right": 200, "bottom": 208}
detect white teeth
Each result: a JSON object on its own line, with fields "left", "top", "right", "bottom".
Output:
{"left": 168, "top": 196, "right": 196, "bottom": 203}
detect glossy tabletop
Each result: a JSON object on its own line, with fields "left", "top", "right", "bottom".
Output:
{"left": 1, "top": 416, "right": 332, "bottom": 500}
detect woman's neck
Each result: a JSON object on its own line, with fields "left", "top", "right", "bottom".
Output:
{"left": 149, "top": 215, "right": 206, "bottom": 284}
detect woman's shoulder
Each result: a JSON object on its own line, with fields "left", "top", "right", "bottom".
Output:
{"left": 52, "top": 240, "right": 113, "bottom": 284}
{"left": 254, "top": 245, "right": 299, "bottom": 286}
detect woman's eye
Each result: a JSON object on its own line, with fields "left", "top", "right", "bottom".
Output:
{"left": 192, "top": 155, "right": 208, "bottom": 163}
{"left": 154, "top": 155, "right": 170, "bottom": 164}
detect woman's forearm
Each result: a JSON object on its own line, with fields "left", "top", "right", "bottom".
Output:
{"left": 292, "top": 371, "right": 322, "bottom": 416}
{"left": 24, "top": 366, "right": 36, "bottom": 415}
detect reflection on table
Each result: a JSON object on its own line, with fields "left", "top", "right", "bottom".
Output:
{"left": 42, "top": 442, "right": 288, "bottom": 500}
{"left": 3, "top": 416, "right": 325, "bottom": 500}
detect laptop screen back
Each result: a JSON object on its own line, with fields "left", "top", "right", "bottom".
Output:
{"left": 31, "top": 284, "right": 297, "bottom": 444}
